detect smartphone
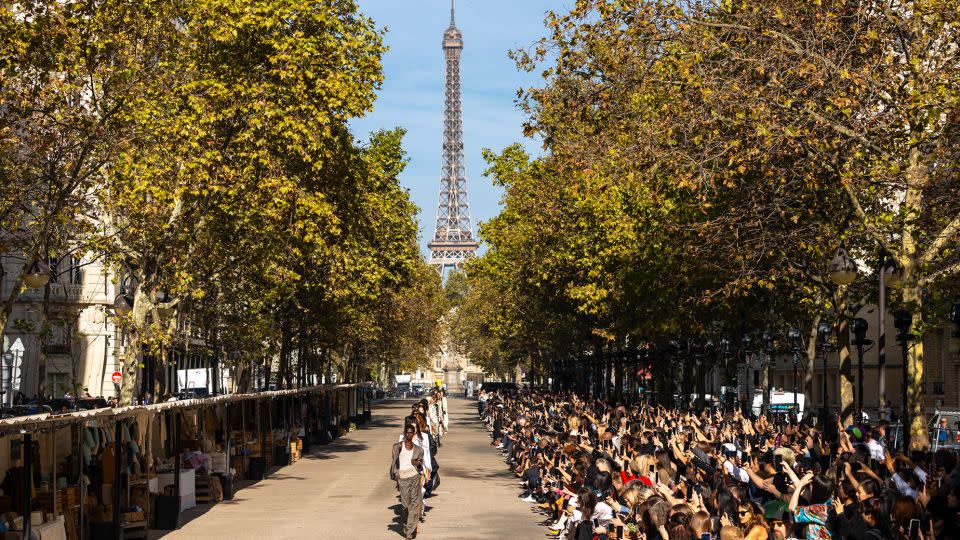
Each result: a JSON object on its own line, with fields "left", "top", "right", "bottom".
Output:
{"left": 649, "top": 464, "right": 656, "bottom": 476}
{"left": 700, "top": 534, "right": 712, "bottom": 540}
{"left": 774, "top": 454, "right": 783, "bottom": 470}
{"left": 684, "top": 439, "right": 691, "bottom": 452}
{"left": 554, "top": 453, "right": 561, "bottom": 467}
{"left": 616, "top": 525, "right": 624, "bottom": 538}
{"left": 909, "top": 518, "right": 920, "bottom": 540}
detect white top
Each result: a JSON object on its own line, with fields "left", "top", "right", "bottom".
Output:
{"left": 397, "top": 443, "right": 419, "bottom": 479}
{"left": 592, "top": 501, "right": 614, "bottom": 524}
{"left": 397, "top": 433, "right": 432, "bottom": 471}
{"left": 723, "top": 460, "right": 750, "bottom": 483}
{"left": 865, "top": 439, "right": 885, "bottom": 461}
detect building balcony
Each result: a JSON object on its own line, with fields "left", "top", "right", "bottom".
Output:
{"left": 17, "top": 282, "right": 97, "bottom": 304}
{"left": 45, "top": 343, "right": 71, "bottom": 355}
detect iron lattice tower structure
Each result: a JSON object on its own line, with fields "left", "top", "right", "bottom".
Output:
{"left": 428, "top": 0, "right": 478, "bottom": 275}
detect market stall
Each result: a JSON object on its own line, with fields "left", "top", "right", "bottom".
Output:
{"left": 0, "top": 383, "right": 362, "bottom": 539}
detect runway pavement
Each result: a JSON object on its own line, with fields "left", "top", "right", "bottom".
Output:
{"left": 158, "top": 396, "right": 546, "bottom": 539}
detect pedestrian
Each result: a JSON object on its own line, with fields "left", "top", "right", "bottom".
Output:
{"left": 391, "top": 423, "right": 425, "bottom": 539}
{"left": 438, "top": 389, "right": 449, "bottom": 434}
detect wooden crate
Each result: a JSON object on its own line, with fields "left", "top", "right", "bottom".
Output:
{"left": 289, "top": 439, "right": 301, "bottom": 462}
{"left": 195, "top": 472, "right": 211, "bottom": 504}
{"left": 35, "top": 486, "right": 80, "bottom": 514}
{"left": 60, "top": 485, "right": 80, "bottom": 509}
{"left": 121, "top": 511, "right": 145, "bottom": 523}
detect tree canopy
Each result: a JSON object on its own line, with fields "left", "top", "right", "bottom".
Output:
{"left": 2, "top": 0, "right": 444, "bottom": 403}
{"left": 453, "top": 0, "right": 960, "bottom": 449}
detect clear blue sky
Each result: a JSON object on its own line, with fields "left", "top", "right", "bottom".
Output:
{"left": 351, "top": 0, "right": 568, "bottom": 255}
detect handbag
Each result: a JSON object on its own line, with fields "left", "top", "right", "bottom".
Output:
{"left": 428, "top": 469, "right": 440, "bottom": 491}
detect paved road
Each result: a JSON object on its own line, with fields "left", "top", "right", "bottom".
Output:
{"left": 160, "top": 397, "right": 544, "bottom": 539}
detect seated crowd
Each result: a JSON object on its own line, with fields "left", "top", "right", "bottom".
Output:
{"left": 478, "top": 390, "right": 960, "bottom": 540}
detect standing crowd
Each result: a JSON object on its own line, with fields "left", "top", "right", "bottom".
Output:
{"left": 479, "top": 389, "right": 960, "bottom": 540}
{"left": 390, "top": 388, "right": 449, "bottom": 539}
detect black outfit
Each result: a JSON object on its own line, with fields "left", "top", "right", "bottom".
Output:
{"left": 827, "top": 501, "right": 868, "bottom": 540}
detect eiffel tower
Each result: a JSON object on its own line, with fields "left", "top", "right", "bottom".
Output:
{"left": 428, "top": 0, "right": 478, "bottom": 275}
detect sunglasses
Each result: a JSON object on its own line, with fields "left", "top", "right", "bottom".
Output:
{"left": 738, "top": 510, "right": 750, "bottom": 516}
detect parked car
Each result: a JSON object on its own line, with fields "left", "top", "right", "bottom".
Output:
{"left": 1, "top": 404, "right": 54, "bottom": 418}
{"left": 47, "top": 397, "right": 109, "bottom": 414}
{"left": 186, "top": 387, "right": 210, "bottom": 398}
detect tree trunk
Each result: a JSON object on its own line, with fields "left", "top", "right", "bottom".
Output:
{"left": 760, "top": 353, "right": 770, "bottom": 415}
{"left": 36, "top": 281, "right": 51, "bottom": 401}
{"left": 296, "top": 330, "right": 307, "bottom": 388}
{"left": 278, "top": 316, "right": 292, "bottom": 389}
{"left": 902, "top": 147, "right": 928, "bottom": 450}
{"left": 837, "top": 315, "right": 855, "bottom": 425}
{"left": 119, "top": 280, "right": 151, "bottom": 405}
{"left": 902, "top": 284, "right": 927, "bottom": 449}
{"left": 263, "top": 357, "right": 272, "bottom": 391}
{"left": 836, "top": 288, "right": 855, "bottom": 426}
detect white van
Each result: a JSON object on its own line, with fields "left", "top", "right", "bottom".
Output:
{"left": 752, "top": 390, "right": 805, "bottom": 420}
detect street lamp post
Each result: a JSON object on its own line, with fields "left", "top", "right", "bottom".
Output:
{"left": 878, "top": 253, "right": 902, "bottom": 421}
{"left": 704, "top": 339, "right": 716, "bottom": 408}
{"left": 690, "top": 339, "right": 704, "bottom": 409}
{"left": 950, "top": 300, "right": 960, "bottom": 338}
{"left": 763, "top": 330, "right": 775, "bottom": 415}
{"left": 817, "top": 322, "right": 834, "bottom": 423}
{"left": 894, "top": 310, "right": 913, "bottom": 452}
{"left": 741, "top": 334, "right": 753, "bottom": 412}
{"left": 668, "top": 340, "right": 680, "bottom": 408}
{"left": 788, "top": 328, "right": 802, "bottom": 415}
{"left": 851, "top": 318, "right": 873, "bottom": 423}
{"left": 719, "top": 337, "right": 731, "bottom": 409}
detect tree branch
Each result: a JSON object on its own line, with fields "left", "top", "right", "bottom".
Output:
{"left": 840, "top": 182, "right": 899, "bottom": 259}
{"left": 918, "top": 260, "right": 960, "bottom": 287}
{"left": 919, "top": 214, "right": 960, "bottom": 267}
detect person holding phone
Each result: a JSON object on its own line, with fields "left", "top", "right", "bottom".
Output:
{"left": 391, "top": 423, "right": 425, "bottom": 540}
{"left": 789, "top": 472, "right": 835, "bottom": 540}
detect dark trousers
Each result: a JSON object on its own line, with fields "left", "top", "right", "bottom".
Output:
{"left": 523, "top": 465, "right": 540, "bottom": 489}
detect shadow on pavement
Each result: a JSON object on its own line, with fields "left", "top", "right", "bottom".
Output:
{"left": 151, "top": 401, "right": 410, "bottom": 538}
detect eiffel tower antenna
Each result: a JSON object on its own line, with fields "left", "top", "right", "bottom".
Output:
{"left": 428, "top": 0, "right": 478, "bottom": 276}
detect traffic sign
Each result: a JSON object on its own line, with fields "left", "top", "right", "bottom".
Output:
{"left": 111, "top": 371, "right": 122, "bottom": 384}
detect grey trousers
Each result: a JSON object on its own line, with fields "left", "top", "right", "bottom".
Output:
{"left": 397, "top": 474, "right": 423, "bottom": 537}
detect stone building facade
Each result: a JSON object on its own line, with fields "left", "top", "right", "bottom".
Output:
{"left": 1, "top": 253, "right": 124, "bottom": 402}
{"left": 754, "top": 306, "right": 960, "bottom": 419}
